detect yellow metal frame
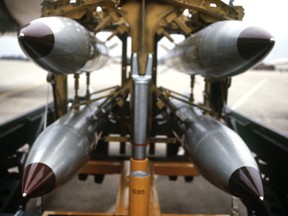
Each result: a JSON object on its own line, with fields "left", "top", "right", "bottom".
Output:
{"left": 39, "top": 1, "right": 242, "bottom": 215}
{"left": 42, "top": 159, "right": 229, "bottom": 216}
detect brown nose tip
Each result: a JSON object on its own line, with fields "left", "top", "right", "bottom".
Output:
{"left": 237, "top": 26, "right": 275, "bottom": 62}
{"left": 22, "top": 162, "right": 56, "bottom": 198}
{"left": 18, "top": 21, "right": 55, "bottom": 59}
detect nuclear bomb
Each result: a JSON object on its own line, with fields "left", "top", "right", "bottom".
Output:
{"left": 165, "top": 20, "right": 275, "bottom": 78}
{"left": 18, "top": 16, "right": 108, "bottom": 74}
{"left": 169, "top": 104, "right": 264, "bottom": 201}
{"left": 22, "top": 102, "right": 105, "bottom": 198}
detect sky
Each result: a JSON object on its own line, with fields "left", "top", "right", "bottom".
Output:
{"left": 227, "top": 0, "right": 288, "bottom": 63}
{"left": 0, "top": 0, "right": 287, "bottom": 63}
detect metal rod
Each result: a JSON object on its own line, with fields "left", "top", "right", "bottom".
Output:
{"left": 90, "top": 85, "right": 119, "bottom": 95}
{"left": 159, "top": 86, "right": 211, "bottom": 112}
{"left": 73, "top": 74, "right": 80, "bottom": 111}
{"left": 190, "top": 75, "right": 195, "bottom": 102}
{"left": 131, "top": 53, "right": 152, "bottom": 160}
{"left": 85, "top": 72, "right": 90, "bottom": 101}
{"left": 48, "top": 73, "right": 68, "bottom": 119}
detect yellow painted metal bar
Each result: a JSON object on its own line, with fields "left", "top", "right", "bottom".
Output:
{"left": 43, "top": 211, "right": 229, "bottom": 216}
{"left": 49, "top": 74, "right": 68, "bottom": 119}
{"left": 130, "top": 158, "right": 149, "bottom": 172}
{"left": 42, "top": 0, "right": 115, "bottom": 17}
{"left": 42, "top": 211, "right": 113, "bottom": 216}
{"left": 162, "top": 214, "right": 229, "bottom": 216}
{"left": 79, "top": 161, "right": 200, "bottom": 177}
{"left": 44, "top": 161, "right": 228, "bottom": 216}
{"left": 164, "top": 0, "right": 243, "bottom": 20}
{"left": 129, "top": 158, "right": 150, "bottom": 216}
{"left": 129, "top": 171, "right": 150, "bottom": 216}
{"left": 114, "top": 161, "right": 129, "bottom": 216}
{"left": 79, "top": 161, "right": 122, "bottom": 175}
{"left": 152, "top": 162, "right": 199, "bottom": 176}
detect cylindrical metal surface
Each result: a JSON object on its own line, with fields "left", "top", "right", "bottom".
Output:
{"left": 131, "top": 53, "right": 152, "bottom": 160}
{"left": 18, "top": 16, "right": 108, "bottom": 74}
{"left": 129, "top": 171, "right": 150, "bottom": 216}
{"left": 169, "top": 104, "right": 264, "bottom": 200}
{"left": 22, "top": 101, "right": 104, "bottom": 197}
{"left": 130, "top": 158, "right": 149, "bottom": 172}
{"left": 165, "top": 20, "right": 275, "bottom": 78}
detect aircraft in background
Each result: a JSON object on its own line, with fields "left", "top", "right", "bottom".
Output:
{"left": 0, "top": 0, "right": 40, "bottom": 33}
{"left": 0, "top": 0, "right": 276, "bottom": 215}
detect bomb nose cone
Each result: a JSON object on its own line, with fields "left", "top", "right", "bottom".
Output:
{"left": 18, "top": 21, "right": 55, "bottom": 59}
{"left": 229, "top": 166, "right": 264, "bottom": 201}
{"left": 22, "top": 162, "right": 56, "bottom": 198}
{"left": 237, "top": 26, "right": 275, "bottom": 62}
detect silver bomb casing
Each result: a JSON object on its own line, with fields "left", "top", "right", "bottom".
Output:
{"left": 22, "top": 102, "right": 103, "bottom": 198}
{"left": 170, "top": 105, "right": 263, "bottom": 200}
{"left": 165, "top": 20, "right": 275, "bottom": 78}
{"left": 18, "top": 16, "right": 108, "bottom": 74}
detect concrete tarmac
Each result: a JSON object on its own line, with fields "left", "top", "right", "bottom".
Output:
{"left": 1, "top": 59, "right": 287, "bottom": 215}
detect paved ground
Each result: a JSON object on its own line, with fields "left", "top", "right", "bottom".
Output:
{"left": 1, "top": 60, "right": 287, "bottom": 136}
{"left": 158, "top": 65, "right": 288, "bottom": 137}
{"left": 1, "top": 59, "right": 287, "bottom": 215}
